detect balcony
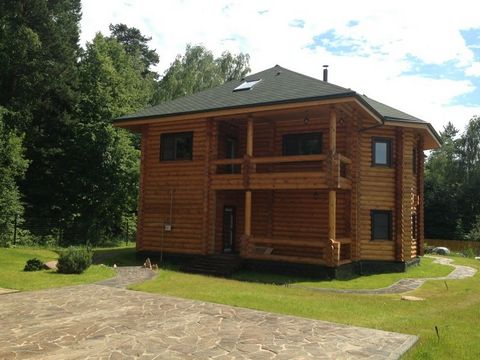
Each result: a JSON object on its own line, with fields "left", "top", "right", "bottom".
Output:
{"left": 211, "top": 153, "right": 352, "bottom": 191}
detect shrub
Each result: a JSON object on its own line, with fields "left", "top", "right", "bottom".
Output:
{"left": 461, "top": 248, "right": 477, "bottom": 258}
{"left": 24, "top": 258, "right": 44, "bottom": 272}
{"left": 57, "top": 247, "right": 92, "bottom": 274}
{"left": 467, "top": 215, "right": 480, "bottom": 241}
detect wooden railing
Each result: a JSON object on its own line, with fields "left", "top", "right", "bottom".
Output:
{"left": 244, "top": 236, "right": 351, "bottom": 266}
{"left": 211, "top": 153, "right": 350, "bottom": 190}
{"left": 250, "top": 154, "right": 327, "bottom": 165}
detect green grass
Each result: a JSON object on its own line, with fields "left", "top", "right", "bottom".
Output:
{"left": 294, "top": 257, "right": 451, "bottom": 289}
{"left": 232, "top": 257, "right": 452, "bottom": 289}
{"left": 0, "top": 247, "right": 115, "bottom": 291}
{"left": 132, "top": 256, "right": 480, "bottom": 359}
{"left": 92, "top": 244, "right": 140, "bottom": 266}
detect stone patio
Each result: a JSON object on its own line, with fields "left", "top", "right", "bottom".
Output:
{"left": 0, "top": 282, "right": 417, "bottom": 359}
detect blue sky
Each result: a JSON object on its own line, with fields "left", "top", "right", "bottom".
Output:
{"left": 81, "top": 0, "right": 480, "bottom": 132}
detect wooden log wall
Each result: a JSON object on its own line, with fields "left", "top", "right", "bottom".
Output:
{"left": 359, "top": 127, "right": 397, "bottom": 260}
{"left": 358, "top": 125, "right": 422, "bottom": 262}
{"left": 417, "top": 137, "right": 425, "bottom": 256}
{"left": 136, "top": 127, "right": 148, "bottom": 250}
{"left": 138, "top": 118, "right": 208, "bottom": 254}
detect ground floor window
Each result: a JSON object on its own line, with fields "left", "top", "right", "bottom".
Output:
{"left": 371, "top": 210, "right": 392, "bottom": 240}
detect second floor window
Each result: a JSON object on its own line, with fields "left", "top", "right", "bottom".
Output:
{"left": 372, "top": 138, "right": 392, "bottom": 167}
{"left": 160, "top": 132, "right": 193, "bottom": 161}
{"left": 283, "top": 132, "right": 322, "bottom": 156}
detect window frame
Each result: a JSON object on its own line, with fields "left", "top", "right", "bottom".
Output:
{"left": 160, "top": 131, "right": 194, "bottom": 161}
{"left": 371, "top": 137, "right": 392, "bottom": 167}
{"left": 371, "top": 210, "right": 393, "bottom": 241}
{"left": 282, "top": 132, "right": 323, "bottom": 156}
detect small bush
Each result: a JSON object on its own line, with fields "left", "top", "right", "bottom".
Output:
{"left": 461, "top": 248, "right": 477, "bottom": 258}
{"left": 24, "top": 258, "right": 44, "bottom": 272}
{"left": 57, "top": 247, "right": 92, "bottom": 274}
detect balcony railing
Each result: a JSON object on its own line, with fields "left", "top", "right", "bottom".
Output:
{"left": 211, "top": 153, "right": 351, "bottom": 190}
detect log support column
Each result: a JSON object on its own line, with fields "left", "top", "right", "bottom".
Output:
{"left": 243, "top": 116, "right": 254, "bottom": 255}
{"left": 417, "top": 137, "right": 425, "bottom": 256}
{"left": 395, "top": 128, "right": 405, "bottom": 261}
{"left": 328, "top": 108, "right": 338, "bottom": 266}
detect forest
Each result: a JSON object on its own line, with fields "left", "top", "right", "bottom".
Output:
{"left": 0, "top": 0, "right": 250, "bottom": 246}
{"left": 0, "top": 0, "right": 479, "bottom": 247}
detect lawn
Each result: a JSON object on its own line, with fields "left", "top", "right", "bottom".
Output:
{"left": 0, "top": 247, "right": 115, "bottom": 291}
{"left": 298, "top": 256, "right": 453, "bottom": 289}
{"left": 131, "top": 256, "right": 480, "bottom": 359}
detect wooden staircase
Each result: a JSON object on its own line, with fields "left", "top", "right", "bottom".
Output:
{"left": 182, "top": 254, "right": 243, "bottom": 277}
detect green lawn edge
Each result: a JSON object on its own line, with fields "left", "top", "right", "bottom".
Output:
{"left": 0, "top": 247, "right": 116, "bottom": 291}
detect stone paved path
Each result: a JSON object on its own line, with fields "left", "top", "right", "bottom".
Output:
{"left": 293, "top": 256, "right": 477, "bottom": 295}
{"left": 96, "top": 266, "right": 157, "bottom": 289}
{"left": 0, "top": 281, "right": 417, "bottom": 359}
{"left": 0, "top": 287, "right": 18, "bottom": 295}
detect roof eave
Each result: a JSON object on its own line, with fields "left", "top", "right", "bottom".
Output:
{"left": 384, "top": 118, "right": 442, "bottom": 149}
{"left": 353, "top": 95, "right": 384, "bottom": 125}
{"left": 114, "top": 92, "right": 358, "bottom": 127}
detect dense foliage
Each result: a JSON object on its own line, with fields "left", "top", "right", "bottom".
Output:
{"left": 0, "top": 108, "right": 28, "bottom": 246}
{"left": 57, "top": 247, "right": 92, "bottom": 274}
{"left": 0, "top": 1, "right": 250, "bottom": 246}
{"left": 425, "top": 116, "right": 480, "bottom": 240}
{"left": 153, "top": 44, "right": 250, "bottom": 103}
{"left": 23, "top": 258, "right": 44, "bottom": 272}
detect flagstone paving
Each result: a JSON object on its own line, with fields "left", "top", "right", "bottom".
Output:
{"left": 0, "top": 282, "right": 417, "bottom": 360}
{"left": 0, "top": 256, "right": 475, "bottom": 359}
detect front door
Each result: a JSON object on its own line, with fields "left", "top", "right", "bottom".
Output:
{"left": 222, "top": 206, "right": 236, "bottom": 253}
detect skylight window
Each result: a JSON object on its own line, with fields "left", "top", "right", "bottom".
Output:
{"left": 233, "top": 79, "right": 261, "bottom": 92}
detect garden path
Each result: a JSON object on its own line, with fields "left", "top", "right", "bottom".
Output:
{"left": 291, "top": 256, "right": 477, "bottom": 295}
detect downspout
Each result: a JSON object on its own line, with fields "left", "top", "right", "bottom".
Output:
{"left": 358, "top": 122, "right": 385, "bottom": 133}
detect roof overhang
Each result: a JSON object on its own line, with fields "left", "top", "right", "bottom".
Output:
{"left": 384, "top": 119, "right": 442, "bottom": 149}
{"left": 114, "top": 95, "right": 371, "bottom": 129}
{"left": 114, "top": 94, "right": 440, "bottom": 150}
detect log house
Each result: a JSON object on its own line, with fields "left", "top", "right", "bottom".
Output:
{"left": 115, "top": 65, "right": 441, "bottom": 274}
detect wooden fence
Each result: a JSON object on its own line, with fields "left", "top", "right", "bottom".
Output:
{"left": 426, "top": 239, "right": 480, "bottom": 253}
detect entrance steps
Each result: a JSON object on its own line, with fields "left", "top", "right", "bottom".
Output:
{"left": 182, "top": 254, "right": 243, "bottom": 277}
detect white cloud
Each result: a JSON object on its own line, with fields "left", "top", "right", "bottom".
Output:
{"left": 465, "top": 62, "right": 480, "bottom": 77}
{"left": 80, "top": 0, "right": 480, "bottom": 131}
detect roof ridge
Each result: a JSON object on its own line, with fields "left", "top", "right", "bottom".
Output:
{"left": 246, "top": 65, "right": 353, "bottom": 94}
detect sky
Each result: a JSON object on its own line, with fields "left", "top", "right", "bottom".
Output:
{"left": 80, "top": 0, "right": 480, "bottom": 133}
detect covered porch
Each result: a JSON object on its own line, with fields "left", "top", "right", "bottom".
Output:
{"left": 205, "top": 102, "right": 365, "bottom": 267}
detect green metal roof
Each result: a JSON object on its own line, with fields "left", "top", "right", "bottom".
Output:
{"left": 116, "top": 65, "right": 355, "bottom": 121}
{"left": 116, "top": 65, "right": 439, "bottom": 145}
{"left": 360, "top": 95, "right": 425, "bottom": 123}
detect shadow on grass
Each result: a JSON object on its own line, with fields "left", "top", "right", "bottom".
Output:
{"left": 93, "top": 247, "right": 143, "bottom": 267}
{"left": 90, "top": 246, "right": 374, "bottom": 285}
{"left": 92, "top": 247, "right": 181, "bottom": 271}
{"left": 231, "top": 270, "right": 362, "bottom": 286}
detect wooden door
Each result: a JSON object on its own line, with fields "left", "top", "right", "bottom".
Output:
{"left": 222, "top": 206, "right": 236, "bottom": 253}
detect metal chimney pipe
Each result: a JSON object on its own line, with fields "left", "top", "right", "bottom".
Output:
{"left": 323, "top": 65, "right": 329, "bottom": 82}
